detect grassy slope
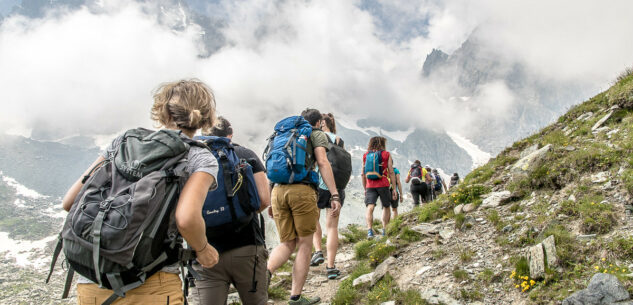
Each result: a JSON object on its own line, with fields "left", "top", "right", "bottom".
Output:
{"left": 330, "top": 70, "right": 633, "bottom": 304}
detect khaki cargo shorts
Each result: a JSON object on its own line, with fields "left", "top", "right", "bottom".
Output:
{"left": 271, "top": 184, "right": 319, "bottom": 242}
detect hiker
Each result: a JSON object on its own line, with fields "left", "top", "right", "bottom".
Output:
{"left": 450, "top": 173, "right": 460, "bottom": 188}
{"left": 311, "top": 113, "right": 351, "bottom": 280}
{"left": 390, "top": 167, "right": 403, "bottom": 219}
{"left": 265, "top": 109, "right": 341, "bottom": 305}
{"left": 405, "top": 160, "right": 428, "bottom": 206}
{"left": 60, "top": 79, "right": 219, "bottom": 305}
{"left": 431, "top": 168, "right": 448, "bottom": 198}
{"left": 362, "top": 136, "right": 397, "bottom": 238}
{"left": 424, "top": 165, "right": 434, "bottom": 201}
{"left": 193, "top": 116, "right": 271, "bottom": 305}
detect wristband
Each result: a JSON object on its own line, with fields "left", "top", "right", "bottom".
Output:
{"left": 195, "top": 243, "right": 208, "bottom": 253}
{"left": 330, "top": 194, "right": 340, "bottom": 202}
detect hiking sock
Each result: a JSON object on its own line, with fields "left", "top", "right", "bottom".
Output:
{"left": 290, "top": 294, "right": 301, "bottom": 301}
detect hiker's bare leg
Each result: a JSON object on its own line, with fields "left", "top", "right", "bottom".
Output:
{"left": 325, "top": 209, "right": 339, "bottom": 268}
{"left": 291, "top": 235, "right": 313, "bottom": 295}
{"left": 392, "top": 208, "right": 398, "bottom": 220}
{"left": 382, "top": 207, "right": 391, "bottom": 232}
{"left": 312, "top": 209, "right": 323, "bottom": 252}
{"left": 365, "top": 204, "right": 375, "bottom": 230}
{"left": 267, "top": 239, "right": 296, "bottom": 273}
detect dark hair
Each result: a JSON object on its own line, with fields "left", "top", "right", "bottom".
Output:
{"left": 322, "top": 113, "right": 337, "bottom": 133}
{"left": 414, "top": 160, "right": 421, "bottom": 166}
{"left": 207, "top": 116, "right": 233, "bottom": 137}
{"left": 367, "top": 136, "right": 386, "bottom": 151}
{"left": 301, "top": 108, "right": 322, "bottom": 126}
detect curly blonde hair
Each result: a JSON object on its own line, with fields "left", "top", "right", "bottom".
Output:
{"left": 151, "top": 79, "right": 216, "bottom": 132}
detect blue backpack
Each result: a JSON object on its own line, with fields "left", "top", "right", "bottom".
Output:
{"left": 195, "top": 136, "right": 261, "bottom": 236}
{"left": 434, "top": 174, "right": 443, "bottom": 192}
{"left": 364, "top": 151, "right": 383, "bottom": 180}
{"left": 263, "top": 116, "right": 319, "bottom": 185}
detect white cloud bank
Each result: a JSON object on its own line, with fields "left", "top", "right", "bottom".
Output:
{"left": 0, "top": 0, "right": 632, "bottom": 150}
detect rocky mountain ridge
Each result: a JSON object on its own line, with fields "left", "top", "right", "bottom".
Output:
{"left": 286, "top": 69, "right": 633, "bottom": 305}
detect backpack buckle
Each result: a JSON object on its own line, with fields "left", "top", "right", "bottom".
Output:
{"left": 99, "top": 198, "right": 114, "bottom": 211}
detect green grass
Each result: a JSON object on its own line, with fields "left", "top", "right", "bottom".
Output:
{"left": 560, "top": 195, "right": 617, "bottom": 234}
{"left": 459, "top": 248, "right": 475, "bottom": 263}
{"left": 460, "top": 288, "right": 484, "bottom": 302}
{"left": 622, "top": 168, "right": 633, "bottom": 195}
{"left": 477, "top": 268, "right": 495, "bottom": 284}
{"left": 331, "top": 262, "right": 373, "bottom": 305}
{"left": 607, "top": 236, "right": 633, "bottom": 259}
{"left": 399, "top": 227, "right": 422, "bottom": 243}
{"left": 267, "top": 285, "right": 289, "bottom": 300}
{"left": 514, "top": 257, "right": 530, "bottom": 278}
{"left": 453, "top": 268, "right": 469, "bottom": 281}
{"left": 342, "top": 224, "right": 368, "bottom": 244}
{"left": 355, "top": 239, "right": 376, "bottom": 260}
{"left": 449, "top": 184, "right": 490, "bottom": 206}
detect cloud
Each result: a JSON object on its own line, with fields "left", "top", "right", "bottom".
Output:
{"left": 0, "top": 0, "right": 632, "bottom": 151}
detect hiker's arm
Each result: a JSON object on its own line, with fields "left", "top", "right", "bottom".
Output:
{"left": 443, "top": 180, "right": 448, "bottom": 192}
{"left": 254, "top": 172, "right": 271, "bottom": 213}
{"left": 388, "top": 156, "right": 396, "bottom": 200}
{"left": 361, "top": 160, "right": 367, "bottom": 190}
{"left": 404, "top": 172, "right": 411, "bottom": 183}
{"left": 175, "top": 172, "right": 219, "bottom": 269}
{"left": 315, "top": 146, "right": 341, "bottom": 216}
{"left": 396, "top": 174, "right": 403, "bottom": 201}
{"left": 62, "top": 156, "right": 105, "bottom": 211}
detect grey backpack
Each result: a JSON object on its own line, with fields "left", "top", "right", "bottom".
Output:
{"left": 47, "top": 128, "right": 202, "bottom": 304}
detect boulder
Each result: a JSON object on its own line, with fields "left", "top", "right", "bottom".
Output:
{"left": 380, "top": 302, "right": 396, "bottom": 305}
{"left": 512, "top": 144, "right": 551, "bottom": 173}
{"left": 454, "top": 204, "right": 464, "bottom": 215}
{"left": 463, "top": 203, "right": 477, "bottom": 213}
{"left": 353, "top": 272, "right": 374, "bottom": 287}
{"left": 416, "top": 266, "right": 432, "bottom": 276}
{"left": 528, "top": 243, "right": 546, "bottom": 279}
{"left": 481, "top": 191, "right": 512, "bottom": 208}
{"left": 411, "top": 223, "right": 438, "bottom": 235}
{"left": 563, "top": 273, "right": 631, "bottom": 305}
{"left": 372, "top": 257, "right": 396, "bottom": 286}
{"left": 591, "top": 172, "right": 609, "bottom": 183}
{"left": 520, "top": 144, "right": 540, "bottom": 159}
{"left": 542, "top": 235, "right": 559, "bottom": 268}
{"left": 577, "top": 112, "right": 594, "bottom": 121}
{"left": 439, "top": 228, "right": 455, "bottom": 240}
{"left": 420, "top": 289, "right": 461, "bottom": 305}
{"left": 591, "top": 111, "right": 614, "bottom": 131}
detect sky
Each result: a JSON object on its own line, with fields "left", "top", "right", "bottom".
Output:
{"left": 1, "top": 0, "right": 632, "bottom": 149}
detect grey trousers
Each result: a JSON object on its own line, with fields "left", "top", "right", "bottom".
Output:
{"left": 192, "top": 245, "right": 269, "bottom": 305}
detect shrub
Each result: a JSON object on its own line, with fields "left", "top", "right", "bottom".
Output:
{"left": 355, "top": 239, "right": 375, "bottom": 260}
{"left": 459, "top": 248, "right": 475, "bottom": 263}
{"left": 369, "top": 242, "right": 396, "bottom": 266}
{"left": 417, "top": 201, "right": 445, "bottom": 222}
{"left": 341, "top": 224, "right": 367, "bottom": 244}
{"left": 332, "top": 262, "right": 372, "bottom": 305}
{"left": 450, "top": 184, "right": 490, "bottom": 206}
{"left": 453, "top": 267, "right": 469, "bottom": 281}
{"left": 607, "top": 236, "right": 633, "bottom": 259}
{"left": 622, "top": 169, "right": 633, "bottom": 195}
{"left": 399, "top": 227, "right": 422, "bottom": 243}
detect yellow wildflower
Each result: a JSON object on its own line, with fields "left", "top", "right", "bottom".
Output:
{"left": 530, "top": 280, "right": 536, "bottom": 285}
{"left": 602, "top": 258, "right": 606, "bottom": 261}
{"left": 515, "top": 284, "right": 520, "bottom": 288}
{"left": 595, "top": 266, "right": 600, "bottom": 270}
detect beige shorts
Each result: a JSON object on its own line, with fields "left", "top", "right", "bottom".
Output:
{"left": 76, "top": 272, "right": 183, "bottom": 305}
{"left": 271, "top": 184, "right": 319, "bottom": 242}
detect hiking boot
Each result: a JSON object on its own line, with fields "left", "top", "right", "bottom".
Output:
{"left": 310, "top": 251, "right": 325, "bottom": 266}
{"left": 367, "top": 229, "right": 375, "bottom": 239}
{"left": 326, "top": 266, "right": 341, "bottom": 280}
{"left": 382, "top": 229, "right": 386, "bottom": 237}
{"left": 288, "top": 295, "right": 321, "bottom": 305}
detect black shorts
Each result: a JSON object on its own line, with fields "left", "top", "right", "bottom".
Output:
{"left": 365, "top": 187, "right": 391, "bottom": 208}
{"left": 391, "top": 190, "right": 399, "bottom": 209}
{"left": 317, "top": 188, "right": 346, "bottom": 209}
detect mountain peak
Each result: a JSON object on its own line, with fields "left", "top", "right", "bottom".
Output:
{"left": 421, "top": 48, "right": 448, "bottom": 77}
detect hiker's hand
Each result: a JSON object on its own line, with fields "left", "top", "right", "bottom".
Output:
{"left": 399, "top": 196, "right": 403, "bottom": 203}
{"left": 330, "top": 198, "right": 341, "bottom": 217}
{"left": 267, "top": 206, "right": 274, "bottom": 218}
{"left": 196, "top": 243, "right": 219, "bottom": 269}
{"left": 392, "top": 190, "right": 397, "bottom": 200}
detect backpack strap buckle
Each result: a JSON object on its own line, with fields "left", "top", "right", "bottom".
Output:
{"left": 99, "top": 197, "right": 114, "bottom": 212}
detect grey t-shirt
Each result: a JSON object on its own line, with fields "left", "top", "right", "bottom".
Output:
{"left": 78, "top": 132, "right": 218, "bottom": 284}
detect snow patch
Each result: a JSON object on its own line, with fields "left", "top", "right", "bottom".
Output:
{"left": 1, "top": 173, "right": 47, "bottom": 199}
{"left": 13, "top": 198, "right": 27, "bottom": 208}
{"left": 446, "top": 131, "right": 491, "bottom": 169}
{"left": 0, "top": 232, "right": 57, "bottom": 267}
{"left": 337, "top": 117, "right": 414, "bottom": 143}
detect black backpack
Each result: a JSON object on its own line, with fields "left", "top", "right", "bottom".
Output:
{"left": 326, "top": 136, "right": 352, "bottom": 190}
{"left": 46, "top": 128, "right": 202, "bottom": 305}
{"left": 410, "top": 165, "right": 423, "bottom": 185}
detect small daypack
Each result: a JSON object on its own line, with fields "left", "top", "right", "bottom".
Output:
{"left": 434, "top": 174, "right": 443, "bottom": 192}
{"left": 364, "top": 151, "right": 383, "bottom": 180}
{"left": 263, "top": 116, "right": 318, "bottom": 185}
{"left": 195, "top": 136, "right": 260, "bottom": 237}
{"left": 410, "top": 164, "right": 423, "bottom": 185}
{"left": 326, "top": 136, "right": 352, "bottom": 189}
{"left": 46, "top": 129, "right": 200, "bottom": 305}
